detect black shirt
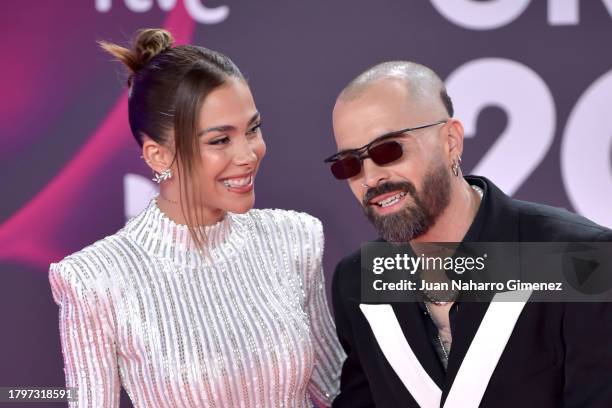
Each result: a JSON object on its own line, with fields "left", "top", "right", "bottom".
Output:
{"left": 419, "top": 177, "right": 488, "bottom": 371}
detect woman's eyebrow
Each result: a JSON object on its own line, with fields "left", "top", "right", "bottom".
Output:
{"left": 199, "top": 112, "right": 261, "bottom": 136}
{"left": 248, "top": 112, "right": 261, "bottom": 125}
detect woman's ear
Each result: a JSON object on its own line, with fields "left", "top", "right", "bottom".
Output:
{"left": 142, "top": 136, "right": 173, "bottom": 174}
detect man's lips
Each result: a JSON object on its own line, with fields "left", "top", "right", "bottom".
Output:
{"left": 367, "top": 190, "right": 406, "bottom": 205}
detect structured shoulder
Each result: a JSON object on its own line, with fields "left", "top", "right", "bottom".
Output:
{"left": 244, "top": 209, "right": 325, "bottom": 285}
{"left": 336, "top": 247, "right": 361, "bottom": 272}
{"left": 246, "top": 208, "right": 323, "bottom": 239}
{"left": 332, "top": 238, "right": 389, "bottom": 297}
{"left": 515, "top": 199, "right": 612, "bottom": 241}
{"left": 332, "top": 244, "right": 364, "bottom": 295}
{"left": 334, "top": 238, "right": 385, "bottom": 274}
{"left": 49, "top": 232, "right": 129, "bottom": 295}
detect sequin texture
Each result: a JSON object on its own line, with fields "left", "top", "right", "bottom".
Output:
{"left": 49, "top": 199, "right": 345, "bottom": 407}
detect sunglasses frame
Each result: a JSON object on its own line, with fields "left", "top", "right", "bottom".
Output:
{"left": 324, "top": 120, "right": 448, "bottom": 179}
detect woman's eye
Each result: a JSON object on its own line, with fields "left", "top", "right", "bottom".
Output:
{"left": 209, "top": 136, "right": 230, "bottom": 145}
{"left": 247, "top": 123, "right": 262, "bottom": 135}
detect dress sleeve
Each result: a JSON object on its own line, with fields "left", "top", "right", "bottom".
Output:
{"left": 302, "top": 216, "right": 346, "bottom": 407}
{"left": 49, "top": 258, "right": 120, "bottom": 407}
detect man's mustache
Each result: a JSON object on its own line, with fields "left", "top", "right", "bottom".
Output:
{"left": 362, "top": 181, "right": 417, "bottom": 207}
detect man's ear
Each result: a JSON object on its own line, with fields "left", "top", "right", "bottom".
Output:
{"left": 444, "top": 119, "right": 465, "bottom": 161}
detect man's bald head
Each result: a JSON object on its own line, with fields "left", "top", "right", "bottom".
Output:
{"left": 338, "top": 61, "right": 453, "bottom": 118}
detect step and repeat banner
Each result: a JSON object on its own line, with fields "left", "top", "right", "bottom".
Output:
{"left": 1, "top": 1, "right": 611, "bottom": 404}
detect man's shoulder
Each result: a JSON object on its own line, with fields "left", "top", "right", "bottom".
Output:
{"left": 514, "top": 199, "right": 612, "bottom": 241}
{"left": 333, "top": 239, "right": 385, "bottom": 291}
{"left": 336, "top": 239, "right": 387, "bottom": 267}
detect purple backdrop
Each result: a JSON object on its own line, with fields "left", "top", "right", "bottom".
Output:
{"left": 2, "top": 1, "right": 611, "bottom": 406}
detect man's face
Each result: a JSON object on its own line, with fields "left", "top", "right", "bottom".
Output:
{"left": 332, "top": 79, "right": 452, "bottom": 242}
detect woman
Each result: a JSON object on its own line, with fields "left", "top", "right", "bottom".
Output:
{"left": 49, "top": 28, "right": 344, "bottom": 407}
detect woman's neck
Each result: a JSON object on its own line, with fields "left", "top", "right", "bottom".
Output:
{"left": 157, "top": 188, "right": 225, "bottom": 227}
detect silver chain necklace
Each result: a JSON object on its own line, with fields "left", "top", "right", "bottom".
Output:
{"left": 424, "top": 302, "right": 450, "bottom": 363}
{"left": 423, "top": 184, "right": 482, "bottom": 365}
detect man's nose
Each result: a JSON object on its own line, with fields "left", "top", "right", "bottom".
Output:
{"left": 361, "top": 157, "right": 389, "bottom": 188}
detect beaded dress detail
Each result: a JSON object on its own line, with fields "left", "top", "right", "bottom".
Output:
{"left": 49, "top": 199, "right": 345, "bottom": 407}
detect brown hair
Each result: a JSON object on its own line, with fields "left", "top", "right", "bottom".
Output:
{"left": 100, "top": 28, "right": 244, "bottom": 248}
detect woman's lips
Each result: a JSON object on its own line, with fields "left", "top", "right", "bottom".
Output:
{"left": 220, "top": 173, "right": 254, "bottom": 193}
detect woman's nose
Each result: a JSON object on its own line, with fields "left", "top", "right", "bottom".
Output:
{"left": 233, "top": 138, "right": 258, "bottom": 165}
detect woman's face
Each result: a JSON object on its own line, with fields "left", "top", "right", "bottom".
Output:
{"left": 191, "top": 78, "right": 266, "bottom": 217}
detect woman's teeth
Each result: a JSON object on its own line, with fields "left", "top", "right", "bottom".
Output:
{"left": 377, "top": 192, "right": 406, "bottom": 207}
{"left": 223, "top": 176, "right": 252, "bottom": 188}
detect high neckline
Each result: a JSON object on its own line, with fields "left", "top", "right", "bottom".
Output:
{"left": 123, "top": 197, "right": 249, "bottom": 267}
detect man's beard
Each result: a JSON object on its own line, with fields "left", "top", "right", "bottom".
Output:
{"left": 362, "top": 161, "right": 452, "bottom": 243}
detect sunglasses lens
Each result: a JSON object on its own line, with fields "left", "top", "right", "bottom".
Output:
{"left": 331, "top": 155, "right": 361, "bottom": 180}
{"left": 369, "top": 141, "right": 403, "bottom": 165}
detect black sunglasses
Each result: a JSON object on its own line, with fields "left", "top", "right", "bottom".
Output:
{"left": 324, "top": 120, "right": 447, "bottom": 180}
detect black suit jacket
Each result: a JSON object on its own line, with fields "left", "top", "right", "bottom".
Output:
{"left": 332, "top": 176, "right": 612, "bottom": 408}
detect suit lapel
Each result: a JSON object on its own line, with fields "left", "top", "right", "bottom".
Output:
{"left": 360, "top": 303, "right": 443, "bottom": 408}
{"left": 442, "top": 301, "right": 489, "bottom": 400}
{"left": 392, "top": 302, "right": 446, "bottom": 388}
{"left": 361, "top": 292, "right": 530, "bottom": 408}
{"left": 358, "top": 177, "right": 528, "bottom": 407}
{"left": 359, "top": 291, "right": 531, "bottom": 408}
{"left": 443, "top": 291, "right": 532, "bottom": 408}
{"left": 442, "top": 176, "right": 524, "bottom": 405}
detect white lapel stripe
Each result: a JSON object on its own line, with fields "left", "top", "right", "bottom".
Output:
{"left": 443, "top": 290, "right": 532, "bottom": 408}
{"left": 359, "top": 291, "right": 531, "bottom": 408}
{"left": 359, "top": 304, "right": 442, "bottom": 408}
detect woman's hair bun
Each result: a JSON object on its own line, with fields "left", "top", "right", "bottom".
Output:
{"left": 132, "top": 29, "right": 174, "bottom": 68}
{"left": 99, "top": 28, "right": 175, "bottom": 83}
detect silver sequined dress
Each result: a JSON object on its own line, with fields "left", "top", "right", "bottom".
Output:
{"left": 49, "top": 199, "right": 345, "bottom": 407}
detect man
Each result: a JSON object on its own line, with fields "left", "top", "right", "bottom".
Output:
{"left": 326, "top": 61, "right": 612, "bottom": 407}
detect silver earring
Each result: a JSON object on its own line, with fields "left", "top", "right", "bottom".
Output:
{"left": 451, "top": 156, "right": 462, "bottom": 177}
{"left": 153, "top": 168, "right": 172, "bottom": 183}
